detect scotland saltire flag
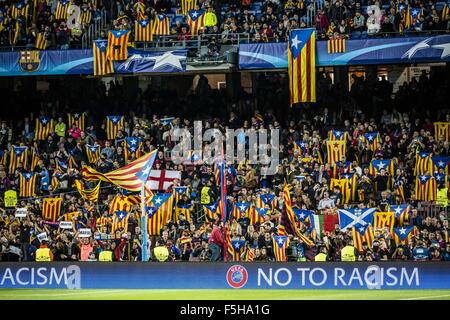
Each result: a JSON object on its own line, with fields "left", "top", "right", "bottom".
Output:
{"left": 114, "top": 49, "right": 188, "bottom": 74}
{"left": 338, "top": 207, "right": 376, "bottom": 231}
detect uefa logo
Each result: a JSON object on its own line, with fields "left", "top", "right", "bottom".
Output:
{"left": 226, "top": 265, "right": 248, "bottom": 289}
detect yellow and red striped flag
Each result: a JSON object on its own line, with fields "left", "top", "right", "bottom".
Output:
{"left": 250, "top": 206, "right": 267, "bottom": 225}
{"left": 352, "top": 223, "right": 374, "bottom": 252}
{"left": 393, "top": 226, "right": 416, "bottom": 245}
{"left": 86, "top": 144, "right": 101, "bottom": 164}
{"left": 107, "top": 30, "right": 130, "bottom": 61}
{"left": 327, "top": 38, "right": 346, "bottom": 53}
{"left": 9, "top": 146, "right": 28, "bottom": 174}
{"left": 19, "top": 172, "right": 37, "bottom": 197}
{"left": 330, "top": 178, "right": 351, "bottom": 204}
{"left": 373, "top": 211, "right": 395, "bottom": 235}
{"left": 181, "top": 0, "right": 197, "bottom": 15}
{"left": 42, "top": 197, "right": 62, "bottom": 222}
{"left": 203, "top": 202, "right": 219, "bottom": 222}
{"left": 442, "top": 4, "right": 450, "bottom": 21}
{"left": 105, "top": 115, "right": 124, "bottom": 140}
{"left": 135, "top": 19, "right": 153, "bottom": 42}
{"left": 273, "top": 235, "right": 289, "bottom": 261}
{"left": 414, "top": 152, "right": 432, "bottom": 176}
{"left": 67, "top": 113, "right": 86, "bottom": 131}
{"left": 146, "top": 193, "right": 173, "bottom": 235}
{"left": 124, "top": 137, "right": 143, "bottom": 162}
{"left": 111, "top": 210, "right": 129, "bottom": 233}
{"left": 79, "top": 6, "right": 92, "bottom": 24}
{"left": 55, "top": 0, "right": 70, "bottom": 20}
{"left": 74, "top": 180, "right": 101, "bottom": 202}
{"left": 174, "top": 203, "right": 193, "bottom": 223}
{"left": 109, "top": 195, "right": 135, "bottom": 213}
{"left": 288, "top": 28, "right": 316, "bottom": 105}
{"left": 34, "top": 116, "right": 54, "bottom": 140}
{"left": 152, "top": 14, "right": 170, "bottom": 36}
{"left": 186, "top": 9, "right": 205, "bottom": 35}
{"left": 228, "top": 239, "right": 245, "bottom": 261}
{"left": 434, "top": 122, "right": 450, "bottom": 141}
{"left": 35, "top": 32, "right": 47, "bottom": 50}
{"left": 325, "top": 140, "right": 346, "bottom": 164}
{"left": 93, "top": 40, "right": 114, "bottom": 76}
{"left": 30, "top": 148, "right": 40, "bottom": 171}
{"left": 415, "top": 174, "right": 437, "bottom": 201}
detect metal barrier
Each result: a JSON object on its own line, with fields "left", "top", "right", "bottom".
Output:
{"left": 82, "top": 8, "right": 108, "bottom": 49}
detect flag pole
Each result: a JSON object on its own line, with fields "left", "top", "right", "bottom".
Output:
{"left": 140, "top": 184, "right": 148, "bottom": 262}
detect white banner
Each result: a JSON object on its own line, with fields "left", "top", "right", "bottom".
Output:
{"left": 146, "top": 170, "right": 181, "bottom": 190}
{"left": 37, "top": 232, "right": 48, "bottom": 242}
{"left": 79, "top": 228, "right": 92, "bottom": 238}
{"left": 59, "top": 221, "right": 73, "bottom": 229}
{"left": 15, "top": 208, "right": 28, "bottom": 218}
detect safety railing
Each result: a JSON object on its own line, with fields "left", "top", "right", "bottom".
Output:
{"left": 81, "top": 8, "right": 108, "bottom": 49}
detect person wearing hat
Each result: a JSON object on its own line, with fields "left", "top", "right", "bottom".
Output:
{"left": 35, "top": 240, "right": 54, "bottom": 262}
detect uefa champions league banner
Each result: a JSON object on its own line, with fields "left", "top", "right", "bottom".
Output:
{"left": 0, "top": 49, "right": 188, "bottom": 76}
{"left": 0, "top": 263, "right": 449, "bottom": 289}
{"left": 239, "top": 35, "right": 450, "bottom": 69}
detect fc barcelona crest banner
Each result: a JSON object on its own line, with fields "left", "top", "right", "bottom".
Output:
{"left": 19, "top": 51, "right": 41, "bottom": 72}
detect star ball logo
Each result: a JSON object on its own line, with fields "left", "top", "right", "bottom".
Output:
{"left": 226, "top": 265, "right": 248, "bottom": 289}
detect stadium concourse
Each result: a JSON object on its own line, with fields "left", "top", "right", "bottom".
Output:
{"left": 0, "top": 68, "right": 449, "bottom": 264}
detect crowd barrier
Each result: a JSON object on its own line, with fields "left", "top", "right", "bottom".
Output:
{"left": 0, "top": 262, "right": 448, "bottom": 290}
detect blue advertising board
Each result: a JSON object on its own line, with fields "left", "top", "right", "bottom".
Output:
{"left": 0, "top": 49, "right": 188, "bottom": 76}
{"left": 0, "top": 263, "right": 449, "bottom": 290}
{"left": 239, "top": 35, "right": 450, "bottom": 69}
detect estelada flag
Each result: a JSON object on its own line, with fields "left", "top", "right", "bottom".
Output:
{"left": 186, "top": 9, "right": 205, "bottom": 35}
{"left": 68, "top": 113, "right": 86, "bottom": 131}
{"left": 135, "top": 19, "right": 153, "bottom": 42}
{"left": 288, "top": 28, "right": 316, "bottom": 105}
{"left": 19, "top": 172, "right": 37, "bottom": 197}
{"left": 34, "top": 116, "right": 54, "bottom": 141}
{"left": 105, "top": 115, "right": 124, "bottom": 140}
{"left": 152, "top": 14, "right": 170, "bottom": 36}
{"left": 42, "top": 197, "right": 62, "bottom": 222}
{"left": 107, "top": 30, "right": 131, "bottom": 61}
{"left": 93, "top": 40, "right": 114, "bottom": 76}
{"left": 181, "top": 0, "right": 197, "bottom": 15}
{"left": 434, "top": 122, "right": 450, "bottom": 141}
{"left": 352, "top": 223, "right": 374, "bottom": 252}
{"left": 273, "top": 235, "right": 289, "bottom": 262}
{"left": 327, "top": 38, "right": 346, "bottom": 54}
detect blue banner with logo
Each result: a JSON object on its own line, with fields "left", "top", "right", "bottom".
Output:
{"left": 0, "top": 263, "right": 448, "bottom": 289}
{"left": 0, "top": 49, "right": 188, "bottom": 76}
{"left": 239, "top": 35, "right": 450, "bottom": 69}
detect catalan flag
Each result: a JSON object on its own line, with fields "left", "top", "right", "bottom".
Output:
{"left": 282, "top": 182, "right": 314, "bottom": 246}
{"left": 431, "top": 156, "right": 449, "bottom": 174}
{"left": 203, "top": 202, "right": 219, "bottom": 222}
{"left": 30, "top": 148, "right": 40, "bottom": 171}
{"left": 93, "top": 40, "right": 114, "bottom": 76}
{"left": 341, "top": 172, "right": 357, "bottom": 202}
{"left": 442, "top": 4, "right": 450, "bottom": 21}
{"left": 273, "top": 235, "right": 289, "bottom": 261}
{"left": 250, "top": 207, "right": 267, "bottom": 225}
{"left": 74, "top": 180, "right": 101, "bottom": 202}
{"left": 213, "top": 163, "right": 220, "bottom": 185}
{"left": 394, "top": 180, "right": 406, "bottom": 203}
{"left": 293, "top": 141, "right": 307, "bottom": 155}
{"left": 19, "top": 172, "right": 37, "bottom": 197}
{"left": 325, "top": 140, "right": 346, "bottom": 164}
{"left": 105, "top": 115, "right": 124, "bottom": 140}
{"left": 434, "top": 122, "right": 450, "bottom": 141}
{"left": 259, "top": 193, "right": 277, "bottom": 210}
{"left": 218, "top": 158, "right": 228, "bottom": 223}
{"left": 35, "top": 32, "right": 47, "bottom": 50}
{"left": 0, "top": 150, "right": 7, "bottom": 166}
{"left": 244, "top": 246, "right": 255, "bottom": 262}
{"left": 330, "top": 178, "right": 351, "bottom": 204}
{"left": 55, "top": 0, "right": 70, "bottom": 20}
{"left": 111, "top": 211, "right": 129, "bottom": 233}
{"left": 124, "top": 137, "right": 142, "bottom": 162}
{"left": 369, "top": 159, "right": 395, "bottom": 176}
{"left": 174, "top": 203, "right": 193, "bottom": 223}
{"left": 146, "top": 193, "right": 173, "bottom": 235}
{"left": 328, "top": 130, "right": 349, "bottom": 141}
{"left": 86, "top": 144, "right": 101, "bottom": 164}
{"left": 133, "top": 1, "right": 146, "bottom": 19}
{"left": 42, "top": 197, "right": 62, "bottom": 222}
{"left": 352, "top": 223, "right": 374, "bottom": 252}
{"left": 434, "top": 173, "right": 448, "bottom": 187}
{"left": 79, "top": 6, "right": 92, "bottom": 24}
{"left": 152, "top": 14, "right": 170, "bottom": 36}
{"left": 135, "top": 19, "right": 153, "bottom": 42}
{"left": 229, "top": 239, "right": 246, "bottom": 261}
{"left": 11, "top": 2, "right": 29, "bottom": 19}
{"left": 389, "top": 204, "right": 410, "bottom": 226}
{"left": 404, "top": 5, "right": 412, "bottom": 29}
{"left": 393, "top": 226, "right": 415, "bottom": 245}
{"left": 107, "top": 30, "right": 130, "bottom": 61}
{"left": 232, "top": 201, "right": 251, "bottom": 220}
{"left": 327, "top": 38, "right": 346, "bottom": 53}
{"left": 362, "top": 132, "right": 380, "bottom": 152}
{"left": 82, "top": 150, "right": 157, "bottom": 193}
{"left": 415, "top": 174, "right": 437, "bottom": 201}
{"left": 186, "top": 9, "right": 205, "bottom": 35}
{"left": 55, "top": 159, "right": 68, "bottom": 173}
{"left": 68, "top": 113, "right": 86, "bottom": 131}
{"left": 34, "top": 116, "right": 54, "bottom": 140}
{"left": 181, "top": 0, "right": 197, "bottom": 14}
{"left": 9, "top": 146, "right": 28, "bottom": 174}
{"left": 414, "top": 152, "right": 432, "bottom": 176}
{"left": 109, "top": 195, "right": 135, "bottom": 214}
{"left": 288, "top": 29, "right": 316, "bottom": 105}
{"left": 173, "top": 186, "right": 189, "bottom": 204}
{"left": 373, "top": 211, "right": 395, "bottom": 234}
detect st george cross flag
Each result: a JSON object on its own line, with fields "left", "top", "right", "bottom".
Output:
{"left": 338, "top": 207, "right": 376, "bottom": 231}
{"left": 146, "top": 170, "right": 181, "bottom": 191}
{"left": 288, "top": 29, "right": 316, "bottom": 105}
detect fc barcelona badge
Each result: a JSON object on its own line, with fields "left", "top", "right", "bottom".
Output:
{"left": 19, "top": 50, "right": 40, "bottom": 72}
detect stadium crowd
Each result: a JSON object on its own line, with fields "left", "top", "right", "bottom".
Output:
{"left": 0, "top": 69, "right": 449, "bottom": 263}
{"left": 1, "top": 0, "right": 450, "bottom": 49}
